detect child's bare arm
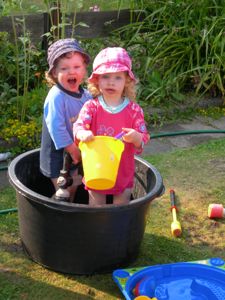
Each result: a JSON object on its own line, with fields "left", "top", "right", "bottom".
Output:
{"left": 121, "top": 128, "right": 143, "bottom": 148}
{"left": 65, "top": 143, "right": 81, "bottom": 164}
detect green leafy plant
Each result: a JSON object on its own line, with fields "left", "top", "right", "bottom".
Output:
{"left": 0, "top": 1, "right": 47, "bottom": 121}
{"left": 0, "top": 32, "right": 17, "bottom": 87}
{"left": 114, "top": 0, "right": 225, "bottom": 106}
{"left": 43, "top": 0, "right": 90, "bottom": 41}
{"left": 0, "top": 86, "right": 47, "bottom": 154}
{"left": 2, "top": 0, "right": 225, "bottom": 155}
{"left": 1, "top": 119, "right": 41, "bottom": 154}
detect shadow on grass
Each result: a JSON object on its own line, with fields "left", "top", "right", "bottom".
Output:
{"left": 1, "top": 222, "right": 224, "bottom": 299}
{"left": 61, "top": 231, "right": 222, "bottom": 297}
{"left": 0, "top": 270, "right": 93, "bottom": 300}
{"left": 0, "top": 237, "right": 122, "bottom": 299}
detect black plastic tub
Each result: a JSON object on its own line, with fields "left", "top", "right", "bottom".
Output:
{"left": 8, "top": 148, "right": 164, "bottom": 275}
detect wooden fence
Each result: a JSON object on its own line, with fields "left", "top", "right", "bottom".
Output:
{"left": 0, "top": 9, "right": 144, "bottom": 47}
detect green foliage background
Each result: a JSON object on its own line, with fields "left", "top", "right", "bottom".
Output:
{"left": 1, "top": 0, "right": 225, "bottom": 154}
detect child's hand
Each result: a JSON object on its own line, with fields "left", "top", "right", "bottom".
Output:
{"left": 76, "top": 130, "right": 94, "bottom": 142}
{"left": 121, "top": 128, "right": 142, "bottom": 148}
{"left": 65, "top": 143, "right": 81, "bottom": 164}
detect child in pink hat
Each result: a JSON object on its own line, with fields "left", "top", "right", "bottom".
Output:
{"left": 73, "top": 47, "right": 150, "bottom": 206}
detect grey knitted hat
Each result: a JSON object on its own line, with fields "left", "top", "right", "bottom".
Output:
{"left": 47, "top": 38, "right": 90, "bottom": 73}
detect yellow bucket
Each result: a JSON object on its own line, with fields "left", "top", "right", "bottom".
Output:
{"left": 79, "top": 136, "right": 124, "bottom": 190}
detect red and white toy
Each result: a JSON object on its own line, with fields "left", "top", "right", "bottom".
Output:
{"left": 208, "top": 203, "right": 225, "bottom": 219}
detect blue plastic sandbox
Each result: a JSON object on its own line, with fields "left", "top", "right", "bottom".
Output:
{"left": 113, "top": 257, "right": 225, "bottom": 300}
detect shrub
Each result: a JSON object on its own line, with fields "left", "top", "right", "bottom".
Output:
{"left": 0, "top": 86, "right": 47, "bottom": 155}
{"left": 114, "top": 0, "right": 225, "bottom": 106}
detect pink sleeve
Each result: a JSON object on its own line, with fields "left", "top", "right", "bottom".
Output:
{"left": 132, "top": 104, "right": 150, "bottom": 154}
{"left": 73, "top": 100, "right": 96, "bottom": 141}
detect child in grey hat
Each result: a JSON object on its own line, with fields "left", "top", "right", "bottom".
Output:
{"left": 40, "top": 38, "right": 92, "bottom": 201}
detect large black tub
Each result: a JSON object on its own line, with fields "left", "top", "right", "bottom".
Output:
{"left": 8, "top": 148, "right": 164, "bottom": 275}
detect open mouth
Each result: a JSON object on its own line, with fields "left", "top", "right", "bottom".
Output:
{"left": 68, "top": 78, "right": 77, "bottom": 85}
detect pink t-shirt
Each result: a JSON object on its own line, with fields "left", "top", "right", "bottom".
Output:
{"left": 73, "top": 97, "right": 149, "bottom": 194}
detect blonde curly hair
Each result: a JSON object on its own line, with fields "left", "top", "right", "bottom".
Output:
{"left": 87, "top": 73, "right": 137, "bottom": 102}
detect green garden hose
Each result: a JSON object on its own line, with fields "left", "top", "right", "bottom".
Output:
{"left": 0, "top": 165, "right": 8, "bottom": 171}
{"left": 0, "top": 208, "right": 18, "bottom": 215}
{"left": 151, "top": 129, "right": 225, "bottom": 139}
{"left": 1, "top": 128, "right": 225, "bottom": 215}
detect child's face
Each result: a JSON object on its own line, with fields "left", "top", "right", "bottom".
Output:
{"left": 98, "top": 71, "right": 127, "bottom": 101}
{"left": 52, "top": 52, "right": 87, "bottom": 92}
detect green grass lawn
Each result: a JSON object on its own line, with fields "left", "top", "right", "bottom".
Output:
{"left": 1, "top": 138, "right": 225, "bottom": 299}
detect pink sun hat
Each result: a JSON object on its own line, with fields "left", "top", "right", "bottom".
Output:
{"left": 88, "top": 47, "right": 136, "bottom": 82}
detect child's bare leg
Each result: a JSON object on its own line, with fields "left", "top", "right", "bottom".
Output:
{"left": 88, "top": 190, "right": 106, "bottom": 206}
{"left": 113, "top": 188, "right": 131, "bottom": 205}
{"left": 68, "top": 169, "right": 82, "bottom": 202}
{"left": 51, "top": 178, "right": 58, "bottom": 191}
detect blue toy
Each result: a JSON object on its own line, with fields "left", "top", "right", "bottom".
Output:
{"left": 113, "top": 258, "right": 225, "bottom": 300}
